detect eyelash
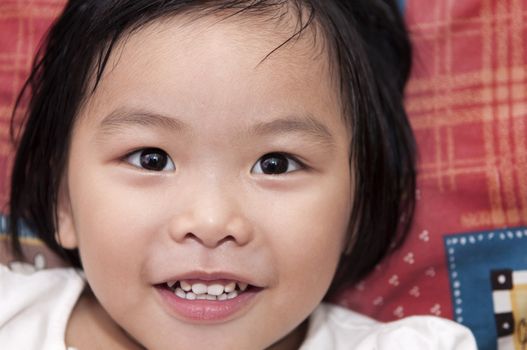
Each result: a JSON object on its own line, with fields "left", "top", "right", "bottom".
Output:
{"left": 124, "top": 147, "right": 175, "bottom": 172}
{"left": 251, "top": 152, "right": 305, "bottom": 175}
{"left": 122, "top": 148, "right": 306, "bottom": 175}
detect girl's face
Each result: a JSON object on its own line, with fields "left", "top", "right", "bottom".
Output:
{"left": 58, "top": 15, "right": 352, "bottom": 349}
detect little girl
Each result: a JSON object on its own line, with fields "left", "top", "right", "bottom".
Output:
{"left": 1, "top": 0, "right": 476, "bottom": 349}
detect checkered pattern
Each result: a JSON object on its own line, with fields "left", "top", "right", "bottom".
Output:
{"left": 1, "top": 0, "right": 527, "bottom": 337}
{"left": 490, "top": 269, "right": 527, "bottom": 349}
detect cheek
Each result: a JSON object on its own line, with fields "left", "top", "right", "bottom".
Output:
{"left": 249, "top": 174, "right": 351, "bottom": 340}
{"left": 261, "top": 174, "right": 352, "bottom": 299}
{"left": 67, "top": 167, "right": 165, "bottom": 294}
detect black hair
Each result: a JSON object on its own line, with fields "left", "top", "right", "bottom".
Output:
{"left": 9, "top": 0, "right": 415, "bottom": 297}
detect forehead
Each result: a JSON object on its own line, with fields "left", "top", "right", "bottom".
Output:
{"left": 79, "top": 12, "right": 345, "bottom": 139}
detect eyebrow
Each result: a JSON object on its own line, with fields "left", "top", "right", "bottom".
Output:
{"left": 250, "top": 115, "right": 335, "bottom": 146}
{"left": 97, "top": 107, "right": 335, "bottom": 146}
{"left": 97, "top": 108, "right": 187, "bottom": 136}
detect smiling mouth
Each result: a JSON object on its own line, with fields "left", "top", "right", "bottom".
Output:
{"left": 159, "top": 280, "right": 257, "bottom": 301}
{"left": 155, "top": 278, "right": 262, "bottom": 321}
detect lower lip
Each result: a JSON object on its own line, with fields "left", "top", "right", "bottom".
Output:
{"left": 156, "top": 286, "right": 260, "bottom": 322}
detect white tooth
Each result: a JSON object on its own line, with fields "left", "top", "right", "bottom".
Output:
{"left": 186, "top": 292, "right": 197, "bottom": 300}
{"left": 224, "top": 282, "right": 236, "bottom": 293}
{"left": 180, "top": 280, "right": 192, "bottom": 292}
{"left": 197, "top": 294, "right": 208, "bottom": 300}
{"left": 175, "top": 288, "right": 186, "bottom": 299}
{"left": 167, "top": 281, "right": 177, "bottom": 288}
{"left": 206, "top": 295, "right": 217, "bottom": 300}
{"left": 227, "top": 291, "right": 238, "bottom": 300}
{"left": 192, "top": 283, "right": 207, "bottom": 295}
{"left": 207, "top": 284, "right": 224, "bottom": 296}
{"left": 238, "top": 283, "right": 248, "bottom": 292}
{"left": 218, "top": 293, "right": 228, "bottom": 301}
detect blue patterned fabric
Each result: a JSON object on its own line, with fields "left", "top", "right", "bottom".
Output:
{"left": 0, "top": 213, "right": 35, "bottom": 239}
{"left": 445, "top": 227, "right": 527, "bottom": 350}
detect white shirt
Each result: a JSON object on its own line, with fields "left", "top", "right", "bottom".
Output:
{"left": 0, "top": 265, "right": 476, "bottom": 349}
{"left": 301, "top": 303, "right": 477, "bottom": 349}
{"left": 0, "top": 264, "right": 84, "bottom": 350}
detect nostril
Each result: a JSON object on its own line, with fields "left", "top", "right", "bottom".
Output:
{"left": 217, "top": 235, "right": 236, "bottom": 246}
{"left": 182, "top": 232, "right": 235, "bottom": 248}
{"left": 183, "top": 232, "right": 200, "bottom": 242}
{"left": 168, "top": 214, "right": 253, "bottom": 247}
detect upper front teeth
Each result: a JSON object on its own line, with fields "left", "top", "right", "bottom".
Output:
{"left": 224, "top": 282, "right": 236, "bottom": 293}
{"left": 180, "top": 281, "right": 191, "bottom": 291}
{"left": 206, "top": 284, "right": 224, "bottom": 296}
{"left": 167, "top": 280, "right": 249, "bottom": 300}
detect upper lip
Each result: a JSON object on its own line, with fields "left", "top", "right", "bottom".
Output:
{"left": 156, "top": 270, "right": 263, "bottom": 288}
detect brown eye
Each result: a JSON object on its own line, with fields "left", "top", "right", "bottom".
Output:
{"left": 252, "top": 153, "right": 301, "bottom": 175}
{"left": 125, "top": 148, "right": 175, "bottom": 172}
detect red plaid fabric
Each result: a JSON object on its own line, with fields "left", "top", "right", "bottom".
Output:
{"left": 0, "top": 0, "right": 64, "bottom": 210}
{"left": 340, "top": 0, "right": 527, "bottom": 323}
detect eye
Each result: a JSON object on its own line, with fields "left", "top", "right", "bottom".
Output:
{"left": 125, "top": 148, "right": 175, "bottom": 172}
{"left": 251, "top": 153, "right": 302, "bottom": 175}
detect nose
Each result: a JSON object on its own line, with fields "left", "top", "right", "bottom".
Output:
{"left": 167, "top": 183, "right": 254, "bottom": 248}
